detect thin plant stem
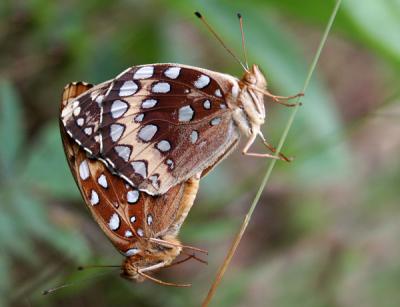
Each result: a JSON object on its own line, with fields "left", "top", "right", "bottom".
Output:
{"left": 202, "top": 1, "right": 342, "bottom": 306}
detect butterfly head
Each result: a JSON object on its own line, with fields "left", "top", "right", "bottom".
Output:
{"left": 242, "top": 64, "right": 267, "bottom": 89}
{"left": 121, "top": 235, "right": 182, "bottom": 282}
{"left": 234, "top": 64, "right": 267, "bottom": 136}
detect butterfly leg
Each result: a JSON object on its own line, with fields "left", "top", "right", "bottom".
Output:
{"left": 138, "top": 262, "right": 192, "bottom": 287}
{"left": 264, "top": 90, "right": 303, "bottom": 107}
{"left": 258, "top": 133, "right": 293, "bottom": 162}
{"left": 242, "top": 132, "right": 292, "bottom": 162}
{"left": 242, "top": 133, "right": 283, "bottom": 160}
{"left": 138, "top": 270, "right": 191, "bottom": 287}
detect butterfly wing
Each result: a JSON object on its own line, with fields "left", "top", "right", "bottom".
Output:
{"left": 60, "top": 82, "right": 200, "bottom": 256}
{"left": 61, "top": 80, "right": 113, "bottom": 156}
{"left": 61, "top": 64, "right": 239, "bottom": 195}
{"left": 61, "top": 64, "right": 240, "bottom": 195}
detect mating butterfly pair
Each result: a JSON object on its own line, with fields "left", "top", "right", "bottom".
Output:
{"left": 59, "top": 13, "right": 301, "bottom": 285}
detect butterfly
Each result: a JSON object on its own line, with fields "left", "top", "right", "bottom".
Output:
{"left": 60, "top": 82, "right": 203, "bottom": 285}
{"left": 59, "top": 13, "right": 302, "bottom": 196}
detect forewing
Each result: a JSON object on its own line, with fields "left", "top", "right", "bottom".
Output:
{"left": 60, "top": 80, "right": 112, "bottom": 156}
{"left": 100, "top": 64, "right": 240, "bottom": 194}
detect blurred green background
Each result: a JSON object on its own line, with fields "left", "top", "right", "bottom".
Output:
{"left": 1, "top": 0, "right": 400, "bottom": 306}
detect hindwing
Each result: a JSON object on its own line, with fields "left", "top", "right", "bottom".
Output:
{"left": 60, "top": 82, "right": 200, "bottom": 256}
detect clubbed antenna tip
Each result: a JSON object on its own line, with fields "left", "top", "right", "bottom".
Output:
{"left": 193, "top": 10, "right": 248, "bottom": 72}
{"left": 237, "top": 13, "right": 242, "bottom": 18}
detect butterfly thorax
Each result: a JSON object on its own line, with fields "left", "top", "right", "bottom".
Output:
{"left": 121, "top": 235, "right": 182, "bottom": 281}
{"left": 231, "top": 64, "right": 267, "bottom": 138}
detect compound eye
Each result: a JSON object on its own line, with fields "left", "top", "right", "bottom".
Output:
{"left": 245, "top": 74, "right": 256, "bottom": 84}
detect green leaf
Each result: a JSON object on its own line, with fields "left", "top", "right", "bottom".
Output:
{"left": 0, "top": 79, "right": 24, "bottom": 178}
{"left": 0, "top": 213, "right": 38, "bottom": 265}
{"left": 342, "top": 0, "right": 400, "bottom": 66}
{"left": 13, "top": 192, "right": 91, "bottom": 263}
{"left": 264, "top": 0, "right": 400, "bottom": 68}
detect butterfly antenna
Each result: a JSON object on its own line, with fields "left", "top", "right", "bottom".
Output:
{"left": 194, "top": 11, "right": 248, "bottom": 72}
{"left": 237, "top": 13, "right": 249, "bottom": 70}
{"left": 77, "top": 264, "right": 120, "bottom": 270}
{"left": 138, "top": 271, "right": 192, "bottom": 287}
{"left": 42, "top": 266, "right": 119, "bottom": 295}
{"left": 42, "top": 283, "right": 74, "bottom": 295}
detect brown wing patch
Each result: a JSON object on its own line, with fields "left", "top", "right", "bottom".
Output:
{"left": 98, "top": 64, "right": 238, "bottom": 195}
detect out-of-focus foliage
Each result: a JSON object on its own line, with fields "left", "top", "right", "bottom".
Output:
{"left": 0, "top": 0, "right": 399, "bottom": 306}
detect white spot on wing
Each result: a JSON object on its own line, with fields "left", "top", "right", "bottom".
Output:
{"left": 190, "top": 130, "right": 198, "bottom": 144}
{"left": 141, "top": 99, "right": 157, "bottom": 109}
{"left": 131, "top": 161, "right": 147, "bottom": 178}
{"left": 125, "top": 248, "right": 139, "bottom": 256}
{"left": 125, "top": 230, "right": 133, "bottom": 238}
{"left": 134, "top": 113, "right": 144, "bottom": 122}
{"left": 84, "top": 127, "right": 93, "bottom": 135}
{"left": 138, "top": 124, "right": 158, "bottom": 142}
{"left": 194, "top": 74, "right": 210, "bottom": 89}
{"left": 108, "top": 213, "right": 120, "bottom": 231}
{"left": 147, "top": 214, "right": 153, "bottom": 225}
{"left": 95, "top": 95, "right": 104, "bottom": 105}
{"left": 156, "top": 140, "right": 171, "bottom": 152}
{"left": 215, "top": 89, "right": 222, "bottom": 97}
{"left": 178, "top": 105, "right": 194, "bottom": 122}
{"left": 166, "top": 159, "right": 174, "bottom": 170}
{"left": 110, "top": 100, "right": 128, "bottom": 118}
{"left": 76, "top": 118, "right": 84, "bottom": 127}
{"left": 79, "top": 160, "right": 90, "bottom": 180}
{"left": 110, "top": 124, "right": 125, "bottom": 142}
{"left": 203, "top": 100, "right": 211, "bottom": 109}
{"left": 211, "top": 117, "right": 221, "bottom": 126}
{"left": 130, "top": 216, "right": 136, "bottom": 223}
{"left": 97, "top": 174, "right": 108, "bottom": 188}
{"left": 114, "top": 145, "right": 131, "bottom": 162}
{"left": 137, "top": 228, "right": 144, "bottom": 237}
{"left": 149, "top": 175, "right": 159, "bottom": 189}
{"left": 127, "top": 190, "right": 139, "bottom": 203}
{"left": 164, "top": 67, "right": 181, "bottom": 79}
{"left": 90, "top": 190, "right": 99, "bottom": 205}
{"left": 133, "top": 66, "right": 154, "bottom": 79}
{"left": 119, "top": 80, "right": 138, "bottom": 97}
{"left": 152, "top": 82, "right": 170, "bottom": 93}
{"left": 73, "top": 106, "right": 81, "bottom": 116}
